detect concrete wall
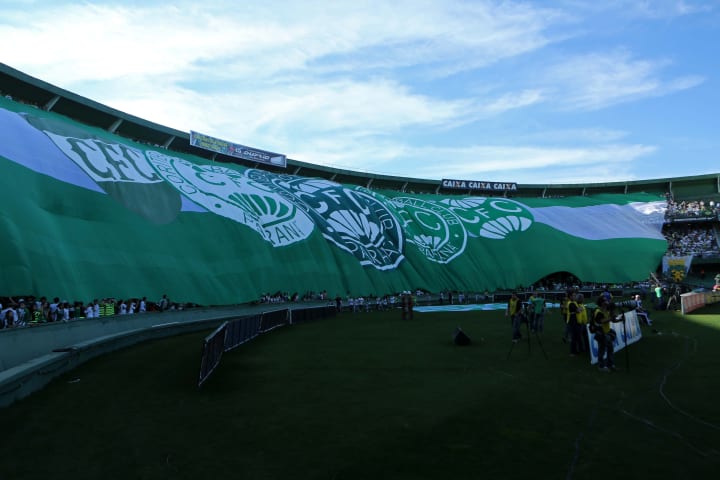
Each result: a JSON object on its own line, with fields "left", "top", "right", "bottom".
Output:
{"left": 0, "top": 306, "right": 261, "bottom": 372}
{"left": 0, "top": 303, "right": 310, "bottom": 408}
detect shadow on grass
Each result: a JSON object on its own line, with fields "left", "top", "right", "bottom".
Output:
{"left": 1, "top": 305, "right": 719, "bottom": 479}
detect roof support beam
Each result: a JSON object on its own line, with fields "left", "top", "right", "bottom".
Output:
{"left": 108, "top": 118, "right": 123, "bottom": 133}
{"left": 43, "top": 95, "right": 60, "bottom": 112}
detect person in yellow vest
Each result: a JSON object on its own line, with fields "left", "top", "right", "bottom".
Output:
{"left": 30, "top": 304, "right": 44, "bottom": 324}
{"left": 576, "top": 293, "right": 589, "bottom": 354}
{"left": 560, "top": 292, "right": 570, "bottom": 343}
{"left": 100, "top": 298, "right": 116, "bottom": 316}
{"left": 591, "top": 297, "right": 623, "bottom": 372}
{"left": 506, "top": 292, "right": 522, "bottom": 342}
{"left": 566, "top": 292, "right": 582, "bottom": 356}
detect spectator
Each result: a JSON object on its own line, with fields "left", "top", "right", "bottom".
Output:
{"left": 158, "top": 294, "right": 169, "bottom": 311}
{"left": 633, "top": 294, "right": 652, "bottom": 325}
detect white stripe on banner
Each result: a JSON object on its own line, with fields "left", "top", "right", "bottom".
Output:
{"left": 530, "top": 201, "right": 666, "bottom": 241}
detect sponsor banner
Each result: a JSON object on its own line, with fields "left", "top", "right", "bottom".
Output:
{"left": 189, "top": 130, "right": 287, "bottom": 168}
{"left": 442, "top": 179, "right": 518, "bottom": 192}
{"left": 588, "top": 309, "right": 642, "bottom": 365}
{"left": 681, "top": 292, "right": 705, "bottom": 314}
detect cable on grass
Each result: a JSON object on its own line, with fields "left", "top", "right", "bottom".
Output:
{"left": 566, "top": 405, "right": 597, "bottom": 480}
{"left": 659, "top": 335, "right": 720, "bottom": 432}
{"left": 620, "top": 408, "right": 709, "bottom": 457}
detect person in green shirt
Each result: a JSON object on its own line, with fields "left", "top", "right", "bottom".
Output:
{"left": 529, "top": 292, "right": 546, "bottom": 333}
{"left": 654, "top": 284, "right": 663, "bottom": 310}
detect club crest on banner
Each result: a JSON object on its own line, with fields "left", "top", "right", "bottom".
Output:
{"left": 246, "top": 171, "right": 405, "bottom": 270}
{"left": 146, "top": 152, "right": 314, "bottom": 246}
{"left": 390, "top": 197, "right": 467, "bottom": 264}
{"left": 440, "top": 197, "right": 534, "bottom": 239}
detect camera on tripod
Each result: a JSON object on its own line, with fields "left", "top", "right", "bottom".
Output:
{"left": 519, "top": 302, "right": 532, "bottom": 323}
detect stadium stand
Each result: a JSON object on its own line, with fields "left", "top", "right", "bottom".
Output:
{"left": 3, "top": 62, "right": 720, "bottom": 403}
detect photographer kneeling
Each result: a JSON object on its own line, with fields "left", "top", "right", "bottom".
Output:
{"left": 591, "top": 297, "right": 623, "bottom": 372}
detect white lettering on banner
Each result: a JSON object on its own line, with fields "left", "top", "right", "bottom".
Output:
{"left": 45, "top": 131, "right": 161, "bottom": 183}
{"left": 489, "top": 199, "right": 524, "bottom": 213}
{"left": 442, "top": 179, "right": 518, "bottom": 191}
{"left": 146, "top": 151, "right": 313, "bottom": 247}
{"left": 438, "top": 197, "right": 534, "bottom": 240}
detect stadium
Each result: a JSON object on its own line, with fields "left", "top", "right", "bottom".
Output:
{"left": 1, "top": 62, "right": 720, "bottom": 479}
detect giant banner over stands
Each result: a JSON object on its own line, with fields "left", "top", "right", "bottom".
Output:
{"left": 189, "top": 130, "right": 287, "bottom": 168}
{"left": 0, "top": 97, "right": 668, "bottom": 306}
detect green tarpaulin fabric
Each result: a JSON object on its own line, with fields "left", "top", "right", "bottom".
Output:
{"left": 0, "top": 98, "right": 668, "bottom": 305}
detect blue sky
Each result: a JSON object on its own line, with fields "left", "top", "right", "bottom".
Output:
{"left": 1, "top": 0, "right": 719, "bottom": 184}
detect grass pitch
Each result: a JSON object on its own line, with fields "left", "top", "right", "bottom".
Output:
{"left": 2, "top": 303, "right": 720, "bottom": 479}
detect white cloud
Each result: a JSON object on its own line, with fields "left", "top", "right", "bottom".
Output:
{"left": 617, "top": 0, "right": 715, "bottom": 18}
{"left": 290, "top": 140, "right": 657, "bottom": 184}
{"left": 403, "top": 143, "right": 656, "bottom": 176}
{"left": 483, "top": 90, "right": 545, "bottom": 115}
{"left": 0, "top": 1, "right": 563, "bottom": 85}
{"left": 519, "top": 128, "right": 630, "bottom": 144}
{"left": 542, "top": 50, "right": 704, "bottom": 110}
{"left": 561, "top": 0, "right": 715, "bottom": 19}
{"left": 0, "top": 0, "right": 711, "bottom": 186}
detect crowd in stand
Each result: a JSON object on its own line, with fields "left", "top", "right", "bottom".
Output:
{"left": 0, "top": 90, "right": 40, "bottom": 109}
{"left": 0, "top": 294, "right": 191, "bottom": 329}
{"left": 663, "top": 224, "right": 720, "bottom": 257}
{"left": 665, "top": 196, "right": 720, "bottom": 219}
{"left": 660, "top": 194, "right": 720, "bottom": 258}
{"left": 258, "top": 290, "right": 330, "bottom": 304}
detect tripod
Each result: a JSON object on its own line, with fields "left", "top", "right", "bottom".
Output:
{"left": 507, "top": 310, "right": 548, "bottom": 360}
{"left": 621, "top": 311, "right": 630, "bottom": 372}
{"left": 666, "top": 290, "right": 680, "bottom": 311}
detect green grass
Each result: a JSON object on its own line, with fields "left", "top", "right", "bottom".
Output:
{"left": 2, "top": 303, "right": 720, "bottom": 479}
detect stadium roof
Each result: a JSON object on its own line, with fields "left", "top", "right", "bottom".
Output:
{"left": 2, "top": 62, "right": 718, "bottom": 200}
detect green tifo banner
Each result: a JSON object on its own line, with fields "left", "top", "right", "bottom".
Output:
{"left": 0, "top": 98, "right": 667, "bottom": 306}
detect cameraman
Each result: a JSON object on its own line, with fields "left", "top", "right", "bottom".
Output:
{"left": 566, "top": 292, "right": 582, "bottom": 356}
{"left": 506, "top": 292, "right": 522, "bottom": 343}
{"left": 591, "top": 297, "right": 623, "bottom": 372}
{"left": 529, "top": 291, "right": 546, "bottom": 333}
{"left": 576, "top": 293, "right": 589, "bottom": 354}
